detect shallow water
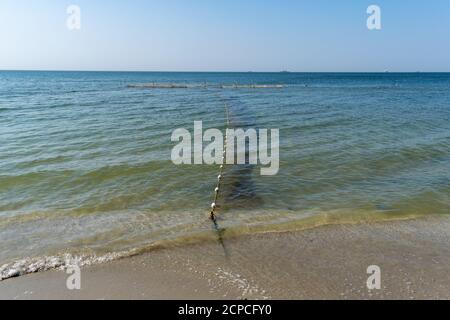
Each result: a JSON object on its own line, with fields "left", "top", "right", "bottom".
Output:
{"left": 1, "top": 71, "right": 449, "bottom": 276}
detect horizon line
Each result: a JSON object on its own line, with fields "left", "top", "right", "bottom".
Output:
{"left": 1, "top": 69, "right": 450, "bottom": 73}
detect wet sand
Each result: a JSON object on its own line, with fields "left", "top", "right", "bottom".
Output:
{"left": 0, "top": 216, "right": 449, "bottom": 300}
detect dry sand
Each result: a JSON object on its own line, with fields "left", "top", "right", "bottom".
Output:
{"left": 0, "top": 216, "right": 449, "bottom": 300}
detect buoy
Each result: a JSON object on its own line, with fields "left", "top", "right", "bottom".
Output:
{"left": 218, "top": 174, "right": 223, "bottom": 180}
{"left": 215, "top": 187, "right": 219, "bottom": 194}
{"left": 211, "top": 202, "right": 216, "bottom": 209}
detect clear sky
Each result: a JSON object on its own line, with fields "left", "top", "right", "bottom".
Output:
{"left": 1, "top": 0, "right": 449, "bottom": 72}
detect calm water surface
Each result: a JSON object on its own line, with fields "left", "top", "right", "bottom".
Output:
{"left": 0, "top": 72, "right": 449, "bottom": 276}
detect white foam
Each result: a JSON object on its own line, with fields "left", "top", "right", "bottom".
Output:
{"left": 215, "top": 267, "right": 269, "bottom": 300}
{"left": 0, "top": 251, "right": 132, "bottom": 281}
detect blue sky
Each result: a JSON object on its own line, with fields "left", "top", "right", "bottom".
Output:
{"left": 1, "top": 0, "right": 449, "bottom": 71}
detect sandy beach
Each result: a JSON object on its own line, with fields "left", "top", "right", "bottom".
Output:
{"left": 1, "top": 215, "right": 449, "bottom": 300}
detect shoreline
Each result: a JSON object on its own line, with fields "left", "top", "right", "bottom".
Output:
{"left": 0, "top": 215, "right": 449, "bottom": 300}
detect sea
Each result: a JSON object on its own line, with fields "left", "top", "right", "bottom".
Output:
{"left": 1, "top": 71, "right": 449, "bottom": 279}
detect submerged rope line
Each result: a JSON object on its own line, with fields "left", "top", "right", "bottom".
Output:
{"left": 206, "top": 91, "right": 232, "bottom": 257}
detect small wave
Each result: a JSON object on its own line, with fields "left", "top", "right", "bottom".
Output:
{"left": 0, "top": 209, "right": 427, "bottom": 282}
{"left": 13, "top": 155, "right": 71, "bottom": 169}
{"left": 0, "top": 229, "right": 219, "bottom": 281}
{"left": 0, "top": 251, "right": 132, "bottom": 281}
{"left": 0, "top": 170, "right": 75, "bottom": 190}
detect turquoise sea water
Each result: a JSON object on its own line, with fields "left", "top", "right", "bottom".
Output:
{"left": 1, "top": 72, "right": 449, "bottom": 277}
